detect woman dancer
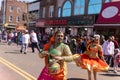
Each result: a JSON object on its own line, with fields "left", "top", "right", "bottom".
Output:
{"left": 37, "top": 30, "right": 74, "bottom": 80}
{"left": 74, "top": 35, "right": 109, "bottom": 80}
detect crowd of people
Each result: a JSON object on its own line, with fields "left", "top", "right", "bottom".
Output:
{"left": 0, "top": 29, "right": 120, "bottom": 80}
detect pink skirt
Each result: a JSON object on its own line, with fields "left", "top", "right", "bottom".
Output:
{"left": 37, "top": 66, "right": 54, "bottom": 80}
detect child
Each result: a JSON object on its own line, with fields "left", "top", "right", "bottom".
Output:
{"left": 113, "top": 49, "right": 120, "bottom": 73}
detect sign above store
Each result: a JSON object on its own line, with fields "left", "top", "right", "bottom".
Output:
{"left": 36, "top": 19, "right": 45, "bottom": 27}
{"left": 45, "top": 15, "right": 95, "bottom": 26}
{"left": 96, "top": 1, "right": 120, "bottom": 24}
{"left": 45, "top": 19, "right": 67, "bottom": 25}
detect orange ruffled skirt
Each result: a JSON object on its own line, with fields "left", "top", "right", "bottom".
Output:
{"left": 74, "top": 54, "right": 109, "bottom": 72}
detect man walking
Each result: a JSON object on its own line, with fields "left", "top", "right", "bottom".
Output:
{"left": 102, "top": 36, "right": 115, "bottom": 67}
{"left": 30, "top": 30, "right": 41, "bottom": 53}
{"left": 20, "top": 30, "right": 30, "bottom": 54}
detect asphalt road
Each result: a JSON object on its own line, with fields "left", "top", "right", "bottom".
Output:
{"left": 0, "top": 42, "right": 120, "bottom": 80}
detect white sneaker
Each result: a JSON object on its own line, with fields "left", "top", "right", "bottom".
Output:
{"left": 114, "top": 70, "right": 117, "bottom": 73}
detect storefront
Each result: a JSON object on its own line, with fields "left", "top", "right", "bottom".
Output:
{"left": 36, "top": 19, "right": 46, "bottom": 34}
{"left": 95, "top": 1, "right": 120, "bottom": 37}
{"left": 15, "top": 25, "right": 26, "bottom": 31}
{"left": 36, "top": 15, "right": 95, "bottom": 36}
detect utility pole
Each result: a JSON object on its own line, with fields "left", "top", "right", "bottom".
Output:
{"left": 2, "top": 0, "right": 6, "bottom": 31}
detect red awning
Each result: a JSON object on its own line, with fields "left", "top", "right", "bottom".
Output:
{"left": 36, "top": 19, "right": 45, "bottom": 27}
{"left": 96, "top": 2, "right": 120, "bottom": 24}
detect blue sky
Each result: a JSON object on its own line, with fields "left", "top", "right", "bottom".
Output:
{"left": 0, "top": 0, "right": 36, "bottom": 8}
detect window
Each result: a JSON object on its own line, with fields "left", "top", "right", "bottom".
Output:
{"left": 17, "top": 7, "right": 22, "bottom": 13}
{"left": 42, "top": 7, "right": 46, "bottom": 18}
{"left": 62, "top": 1, "right": 72, "bottom": 17}
{"left": 36, "top": 11, "right": 39, "bottom": 19}
{"left": 9, "top": 16, "right": 13, "bottom": 22}
{"left": 74, "top": 0, "right": 85, "bottom": 15}
{"left": 9, "top": 5, "right": 14, "bottom": 12}
{"left": 105, "top": 0, "right": 110, "bottom": 3}
{"left": 16, "top": 16, "right": 20, "bottom": 22}
{"left": 58, "top": 7, "right": 61, "bottom": 17}
{"left": 49, "top": 6, "right": 54, "bottom": 18}
{"left": 88, "top": 0, "right": 102, "bottom": 14}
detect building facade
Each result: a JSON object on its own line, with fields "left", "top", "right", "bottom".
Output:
{"left": 27, "top": 0, "right": 41, "bottom": 31}
{"left": 95, "top": 0, "right": 120, "bottom": 37}
{"left": 36, "top": 0, "right": 57, "bottom": 34}
{"left": 36, "top": 0, "right": 112, "bottom": 36}
{"left": 0, "top": 0, "right": 27, "bottom": 30}
{"left": 0, "top": 10, "right": 2, "bottom": 30}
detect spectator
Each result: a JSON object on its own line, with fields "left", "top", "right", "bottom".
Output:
{"left": 102, "top": 36, "right": 115, "bottom": 67}
{"left": 113, "top": 49, "right": 120, "bottom": 73}
{"left": 30, "top": 30, "right": 41, "bottom": 53}
{"left": 20, "top": 30, "right": 30, "bottom": 54}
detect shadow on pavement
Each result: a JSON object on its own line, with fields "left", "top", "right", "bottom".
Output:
{"left": 5, "top": 51, "right": 21, "bottom": 54}
{"left": 99, "top": 73, "right": 120, "bottom": 77}
{"left": 67, "top": 78, "right": 86, "bottom": 80}
{"left": 4, "top": 49, "right": 22, "bottom": 54}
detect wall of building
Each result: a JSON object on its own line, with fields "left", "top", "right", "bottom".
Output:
{"left": 28, "top": 2, "right": 40, "bottom": 12}
{"left": 112, "top": 0, "right": 120, "bottom": 2}
{"left": 27, "top": 1, "right": 41, "bottom": 31}
{"left": 5, "top": 0, "right": 27, "bottom": 28}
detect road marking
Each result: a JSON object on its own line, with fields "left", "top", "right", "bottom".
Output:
{"left": 0, "top": 57, "right": 37, "bottom": 80}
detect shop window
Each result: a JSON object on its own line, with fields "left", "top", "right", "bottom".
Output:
{"left": 105, "top": 0, "right": 110, "bottom": 3}
{"left": 108, "top": 29, "right": 115, "bottom": 35}
{"left": 49, "top": 6, "right": 54, "bottom": 18}
{"left": 62, "top": 1, "right": 72, "bottom": 17}
{"left": 58, "top": 7, "right": 61, "bottom": 17}
{"left": 88, "top": 0, "right": 102, "bottom": 14}
{"left": 42, "top": 7, "right": 46, "bottom": 18}
{"left": 74, "top": 0, "right": 85, "bottom": 15}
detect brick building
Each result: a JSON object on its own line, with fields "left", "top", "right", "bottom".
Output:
{"left": 0, "top": 0, "right": 27, "bottom": 30}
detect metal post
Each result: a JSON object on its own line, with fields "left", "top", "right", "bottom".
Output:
{"left": 2, "top": 0, "right": 6, "bottom": 31}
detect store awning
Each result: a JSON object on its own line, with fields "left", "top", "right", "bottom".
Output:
{"left": 16, "top": 26, "right": 26, "bottom": 31}
{"left": 7, "top": 26, "right": 16, "bottom": 28}
{"left": 94, "top": 24, "right": 120, "bottom": 26}
{"left": 96, "top": 1, "right": 120, "bottom": 24}
{"left": 36, "top": 19, "right": 45, "bottom": 27}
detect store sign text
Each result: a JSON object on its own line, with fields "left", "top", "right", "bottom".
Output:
{"left": 45, "top": 20, "right": 67, "bottom": 25}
